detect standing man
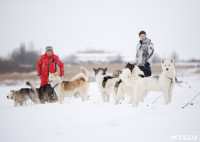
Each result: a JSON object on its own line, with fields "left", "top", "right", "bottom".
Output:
{"left": 135, "top": 31, "right": 154, "bottom": 77}
{"left": 37, "top": 46, "right": 64, "bottom": 87}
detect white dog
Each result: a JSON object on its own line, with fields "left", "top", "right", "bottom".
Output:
{"left": 125, "top": 58, "right": 176, "bottom": 107}
{"left": 115, "top": 63, "right": 144, "bottom": 104}
{"left": 93, "top": 68, "right": 120, "bottom": 102}
{"left": 48, "top": 66, "right": 89, "bottom": 104}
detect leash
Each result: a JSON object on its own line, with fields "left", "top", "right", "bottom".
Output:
{"left": 148, "top": 76, "right": 174, "bottom": 106}
{"left": 182, "top": 92, "right": 200, "bottom": 109}
{"left": 151, "top": 93, "right": 163, "bottom": 105}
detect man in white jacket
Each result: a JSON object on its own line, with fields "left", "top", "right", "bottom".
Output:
{"left": 135, "top": 31, "right": 154, "bottom": 77}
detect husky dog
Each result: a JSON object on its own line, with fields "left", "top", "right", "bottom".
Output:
{"left": 7, "top": 90, "right": 31, "bottom": 107}
{"left": 49, "top": 66, "right": 89, "bottom": 104}
{"left": 38, "top": 84, "right": 58, "bottom": 104}
{"left": 27, "top": 81, "right": 58, "bottom": 104}
{"left": 126, "top": 58, "right": 176, "bottom": 107}
{"left": 115, "top": 63, "right": 144, "bottom": 104}
{"left": 112, "top": 70, "right": 122, "bottom": 78}
{"left": 7, "top": 80, "right": 59, "bottom": 106}
{"left": 93, "top": 68, "right": 120, "bottom": 102}
{"left": 7, "top": 81, "right": 40, "bottom": 107}
{"left": 124, "top": 63, "right": 144, "bottom": 78}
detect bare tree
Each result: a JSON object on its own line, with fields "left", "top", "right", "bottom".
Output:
{"left": 170, "top": 51, "right": 179, "bottom": 61}
{"left": 0, "top": 42, "right": 40, "bottom": 73}
{"left": 152, "top": 53, "right": 161, "bottom": 64}
{"left": 10, "top": 43, "right": 39, "bottom": 68}
{"left": 109, "top": 54, "right": 124, "bottom": 64}
{"left": 63, "top": 54, "right": 78, "bottom": 64}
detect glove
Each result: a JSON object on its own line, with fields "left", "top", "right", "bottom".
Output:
{"left": 60, "top": 76, "right": 64, "bottom": 80}
{"left": 144, "top": 62, "right": 150, "bottom": 70}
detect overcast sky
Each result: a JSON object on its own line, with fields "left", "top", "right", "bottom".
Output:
{"left": 0, "top": 0, "right": 200, "bottom": 60}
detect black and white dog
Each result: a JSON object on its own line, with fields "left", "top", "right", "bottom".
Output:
{"left": 93, "top": 68, "right": 120, "bottom": 102}
{"left": 115, "top": 63, "right": 144, "bottom": 104}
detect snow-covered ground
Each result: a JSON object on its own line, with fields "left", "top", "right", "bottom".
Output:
{"left": 0, "top": 77, "right": 200, "bottom": 142}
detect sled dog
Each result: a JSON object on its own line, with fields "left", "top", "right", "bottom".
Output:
{"left": 7, "top": 81, "right": 40, "bottom": 107}
{"left": 126, "top": 58, "right": 176, "bottom": 107}
{"left": 37, "top": 84, "right": 58, "bottom": 104}
{"left": 93, "top": 68, "right": 120, "bottom": 102}
{"left": 49, "top": 66, "right": 89, "bottom": 104}
{"left": 115, "top": 63, "right": 144, "bottom": 104}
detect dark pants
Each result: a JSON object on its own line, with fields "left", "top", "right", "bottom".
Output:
{"left": 138, "top": 66, "right": 151, "bottom": 77}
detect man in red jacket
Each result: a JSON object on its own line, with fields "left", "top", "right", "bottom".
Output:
{"left": 37, "top": 46, "right": 64, "bottom": 87}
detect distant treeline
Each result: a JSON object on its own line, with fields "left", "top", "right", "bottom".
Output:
{"left": 0, "top": 43, "right": 198, "bottom": 74}
{"left": 0, "top": 43, "right": 40, "bottom": 74}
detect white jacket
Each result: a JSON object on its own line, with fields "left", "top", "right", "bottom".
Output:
{"left": 135, "top": 38, "right": 154, "bottom": 66}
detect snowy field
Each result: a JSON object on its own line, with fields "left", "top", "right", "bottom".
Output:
{"left": 0, "top": 77, "right": 200, "bottom": 142}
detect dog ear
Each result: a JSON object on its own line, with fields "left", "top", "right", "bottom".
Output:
{"left": 93, "top": 68, "right": 97, "bottom": 72}
{"left": 161, "top": 59, "right": 165, "bottom": 64}
{"left": 170, "top": 58, "right": 174, "bottom": 64}
{"left": 104, "top": 68, "right": 107, "bottom": 72}
{"left": 10, "top": 90, "right": 14, "bottom": 92}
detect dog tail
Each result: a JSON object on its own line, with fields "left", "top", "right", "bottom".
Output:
{"left": 120, "top": 68, "right": 132, "bottom": 81}
{"left": 133, "top": 65, "right": 144, "bottom": 76}
{"left": 26, "top": 81, "right": 40, "bottom": 104}
{"left": 80, "top": 66, "right": 89, "bottom": 77}
{"left": 70, "top": 67, "right": 89, "bottom": 82}
{"left": 114, "top": 79, "right": 122, "bottom": 94}
{"left": 26, "top": 81, "right": 37, "bottom": 93}
{"left": 70, "top": 73, "right": 88, "bottom": 82}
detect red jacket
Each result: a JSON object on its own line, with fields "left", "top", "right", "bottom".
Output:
{"left": 37, "top": 53, "right": 64, "bottom": 77}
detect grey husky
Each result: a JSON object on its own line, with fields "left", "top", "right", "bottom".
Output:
{"left": 7, "top": 81, "right": 58, "bottom": 107}
{"left": 7, "top": 81, "right": 40, "bottom": 107}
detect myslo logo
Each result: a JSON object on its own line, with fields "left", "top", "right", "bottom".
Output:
{"left": 171, "top": 135, "right": 197, "bottom": 141}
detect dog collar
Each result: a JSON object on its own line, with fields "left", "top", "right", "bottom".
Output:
{"left": 53, "top": 81, "right": 61, "bottom": 89}
{"left": 169, "top": 78, "right": 173, "bottom": 84}
{"left": 164, "top": 74, "right": 173, "bottom": 84}
{"left": 53, "top": 83, "right": 59, "bottom": 89}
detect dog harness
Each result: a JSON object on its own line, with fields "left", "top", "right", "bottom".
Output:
{"left": 169, "top": 78, "right": 173, "bottom": 84}
{"left": 165, "top": 75, "right": 173, "bottom": 84}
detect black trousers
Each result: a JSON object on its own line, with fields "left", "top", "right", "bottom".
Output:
{"left": 138, "top": 66, "right": 151, "bottom": 77}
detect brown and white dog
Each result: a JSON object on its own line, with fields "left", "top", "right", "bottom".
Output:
{"left": 48, "top": 66, "right": 89, "bottom": 104}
